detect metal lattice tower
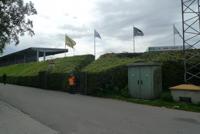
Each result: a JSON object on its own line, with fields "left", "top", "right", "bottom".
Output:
{"left": 181, "top": 0, "right": 200, "bottom": 85}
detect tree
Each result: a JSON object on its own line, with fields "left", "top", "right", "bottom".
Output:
{"left": 0, "top": 0, "right": 37, "bottom": 53}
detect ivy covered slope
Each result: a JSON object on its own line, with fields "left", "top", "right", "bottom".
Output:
{"left": 83, "top": 54, "right": 140, "bottom": 73}
{"left": 83, "top": 53, "right": 141, "bottom": 96}
{"left": 0, "top": 55, "right": 94, "bottom": 89}
{"left": 83, "top": 51, "right": 189, "bottom": 96}
{"left": 0, "top": 55, "right": 94, "bottom": 77}
{"left": 84, "top": 51, "right": 184, "bottom": 73}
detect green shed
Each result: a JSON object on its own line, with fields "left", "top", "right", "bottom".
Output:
{"left": 128, "top": 62, "right": 162, "bottom": 99}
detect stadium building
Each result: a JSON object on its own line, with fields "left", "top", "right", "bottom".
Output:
{"left": 0, "top": 47, "right": 68, "bottom": 67}
{"left": 147, "top": 45, "right": 190, "bottom": 52}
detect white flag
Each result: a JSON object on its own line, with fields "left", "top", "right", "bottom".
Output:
{"left": 173, "top": 25, "right": 180, "bottom": 35}
{"left": 94, "top": 30, "right": 101, "bottom": 39}
{"left": 173, "top": 25, "right": 183, "bottom": 39}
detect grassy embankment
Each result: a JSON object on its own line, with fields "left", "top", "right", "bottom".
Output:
{"left": 83, "top": 52, "right": 200, "bottom": 112}
{"left": 0, "top": 55, "right": 94, "bottom": 90}
{"left": 0, "top": 54, "right": 94, "bottom": 76}
{"left": 0, "top": 51, "right": 199, "bottom": 112}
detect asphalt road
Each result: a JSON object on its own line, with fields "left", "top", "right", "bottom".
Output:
{"left": 0, "top": 84, "right": 200, "bottom": 134}
{"left": 0, "top": 101, "right": 58, "bottom": 134}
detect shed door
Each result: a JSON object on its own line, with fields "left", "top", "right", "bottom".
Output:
{"left": 128, "top": 67, "right": 140, "bottom": 98}
{"left": 140, "top": 67, "right": 153, "bottom": 99}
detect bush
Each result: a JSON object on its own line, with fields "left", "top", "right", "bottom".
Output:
{"left": 83, "top": 51, "right": 198, "bottom": 96}
{"left": 0, "top": 55, "right": 94, "bottom": 91}
{"left": 160, "top": 91, "right": 173, "bottom": 102}
{"left": 1, "top": 50, "right": 199, "bottom": 98}
{"left": 161, "top": 60, "right": 184, "bottom": 90}
{"left": 85, "top": 65, "right": 130, "bottom": 96}
{"left": 0, "top": 55, "right": 94, "bottom": 77}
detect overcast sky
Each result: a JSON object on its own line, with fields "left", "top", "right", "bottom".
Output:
{"left": 3, "top": 0, "right": 183, "bottom": 58}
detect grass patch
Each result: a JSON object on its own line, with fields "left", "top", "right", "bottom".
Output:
{"left": 0, "top": 55, "right": 94, "bottom": 76}
{"left": 83, "top": 54, "right": 140, "bottom": 73}
{"left": 90, "top": 87, "right": 200, "bottom": 113}
{"left": 105, "top": 95, "right": 200, "bottom": 113}
{"left": 83, "top": 52, "right": 188, "bottom": 95}
{"left": 0, "top": 55, "right": 94, "bottom": 90}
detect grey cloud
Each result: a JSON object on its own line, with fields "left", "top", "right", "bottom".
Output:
{"left": 59, "top": 24, "right": 92, "bottom": 39}
{"left": 64, "top": 13, "right": 69, "bottom": 16}
{"left": 73, "top": 16, "right": 78, "bottom": 19}
{"left": 93, "top": 0, "right": 182, "bottom": 45}
{"left": 59, "top": 24, "right": 86, "bottom": 32}
{"left": 4, "top": 0, "right": 185, "bottom": 57}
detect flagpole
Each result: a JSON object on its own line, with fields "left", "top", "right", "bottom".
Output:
{"left": 173, "top": 33, "right": 176, "bottom": 46}
{"left": 65, "top": 45, "right": 66, "bottom": 57}
{"left": 133, "top": 26, "right": 135, "bottom": 53}
{"left": 65, "top": 34, "right": 66, "bottom": 57}
{"left": 94, "top": 30, "right": 96, "bottom": 58}
{"left": 173, "top": 24, "right": 176, "bottom": 46}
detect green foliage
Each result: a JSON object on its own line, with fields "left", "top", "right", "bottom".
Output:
{"left": 83, "top": 54, "right": 140, "bottom": 96}
{"left": 5, "top": 76, "right": 39, "bottom": 87}
{"left": 0, "top": 55, "right": 94, "bottom": 90}
{"left": 110, "top": 96, "right": 200, "bottom": 113}
{"left": 0, "top": 50, "right": 199, "bottom": 101}
{"left": 83, "top": 51, "right": 194, "bottom": 96}
{"left": 0, "top": 55, "right": 94, "bottom": 76}
{"left": 46, "top": 73, "right": 67, "bottom": 90}
{"left": 160, "top": 91, "right": 173, "bottom": 102}
{"left": 83, "top": 54, "right": 139, "bottom": 73}
{"left": 140, "top": 51, "right": 184, "bottom": 61}
{"left": 161, "top": 60, "right": 184, "bottom": 90}
{"left": 0, "top": 0, "right": 37, "bottom": 52}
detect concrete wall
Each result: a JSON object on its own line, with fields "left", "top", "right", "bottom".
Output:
{"left": 171, "top": 90, "right": 200, "bottom": 104}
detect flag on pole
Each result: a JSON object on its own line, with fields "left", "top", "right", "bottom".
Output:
{"left": 93, "top": 29, "right": 101, "bottom": 58}
{"left": 132, "top": 26, "right": 144, "bottom": 53}
{"left": 173, "top": 25, "right": 183, "bottom": 39}
{"left": 65, "top": 35, "right": 76, "bottom": 48}
{"left": 94, "top": 30, "right": 101, "bottom": 39}
{"left": 173, "top": 25, "right": 181, "bottom": 35}
{"left": 173, "top": 24, "right": 183, "bottom": 46}
{"left": 133, "top": 27, "right": 144, "bottom": 36}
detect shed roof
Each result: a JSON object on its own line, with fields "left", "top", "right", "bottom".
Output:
{"left": 170, "top": 84, "right": 200, "bottom": 91}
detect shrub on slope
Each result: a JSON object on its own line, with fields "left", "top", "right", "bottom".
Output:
{"left": 83, "top": 54, "right": 140, "bottom": 96}
{"left": 83, "top": 51, "right": 188, "bottom": 96}
{"left": 0, "top": 55, "right": 95, "bottom": 90}
{"left": 0, "top": 55, "right": 94, "bottom": 76}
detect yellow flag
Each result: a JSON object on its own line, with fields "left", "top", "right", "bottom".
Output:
{"left": 65, "top": 35, "right": 76, "bottom": 48}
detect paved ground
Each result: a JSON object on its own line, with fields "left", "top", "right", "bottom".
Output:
{"left": 0, "top": 100, "right": 58, "bottom": 134}
{"left": 0, "top": 84, "right": 200, "bottom": 134}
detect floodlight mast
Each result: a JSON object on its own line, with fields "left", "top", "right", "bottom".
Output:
{"left": 181, "top": 0, "right": 200, "bottom": 85}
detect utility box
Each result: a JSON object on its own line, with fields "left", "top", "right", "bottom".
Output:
{"left": 128, "top": 62, "right": 162, "bottom": 99}
{"left": 170, "top": 84, "right": 200, "bottom": 104}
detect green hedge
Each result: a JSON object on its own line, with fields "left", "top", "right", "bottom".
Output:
{"left": 0, "top": 51, "right": 199, "bottom": 97}
{"left": 0, "top": 71, "right": 87, "bottom": 92}
{"left": 85, "top": 60, "right": 185, "bottom": 96}
{"left": 0, "top": 55, "right": 94, "bottom": 91}
{"left": 1, "top": 76, "right": 40, "bottom": 87}
{"left": 161, "top": 60, "right": 184, "bottom": 89}
{"left": 0, "top": 55, "right": 95, "bottom": 76}
{"left": 83, "top": 52, "right": 191, "bottom": 96}
{"left": 86, "top": 66, "right": 128, "bottom": 96}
